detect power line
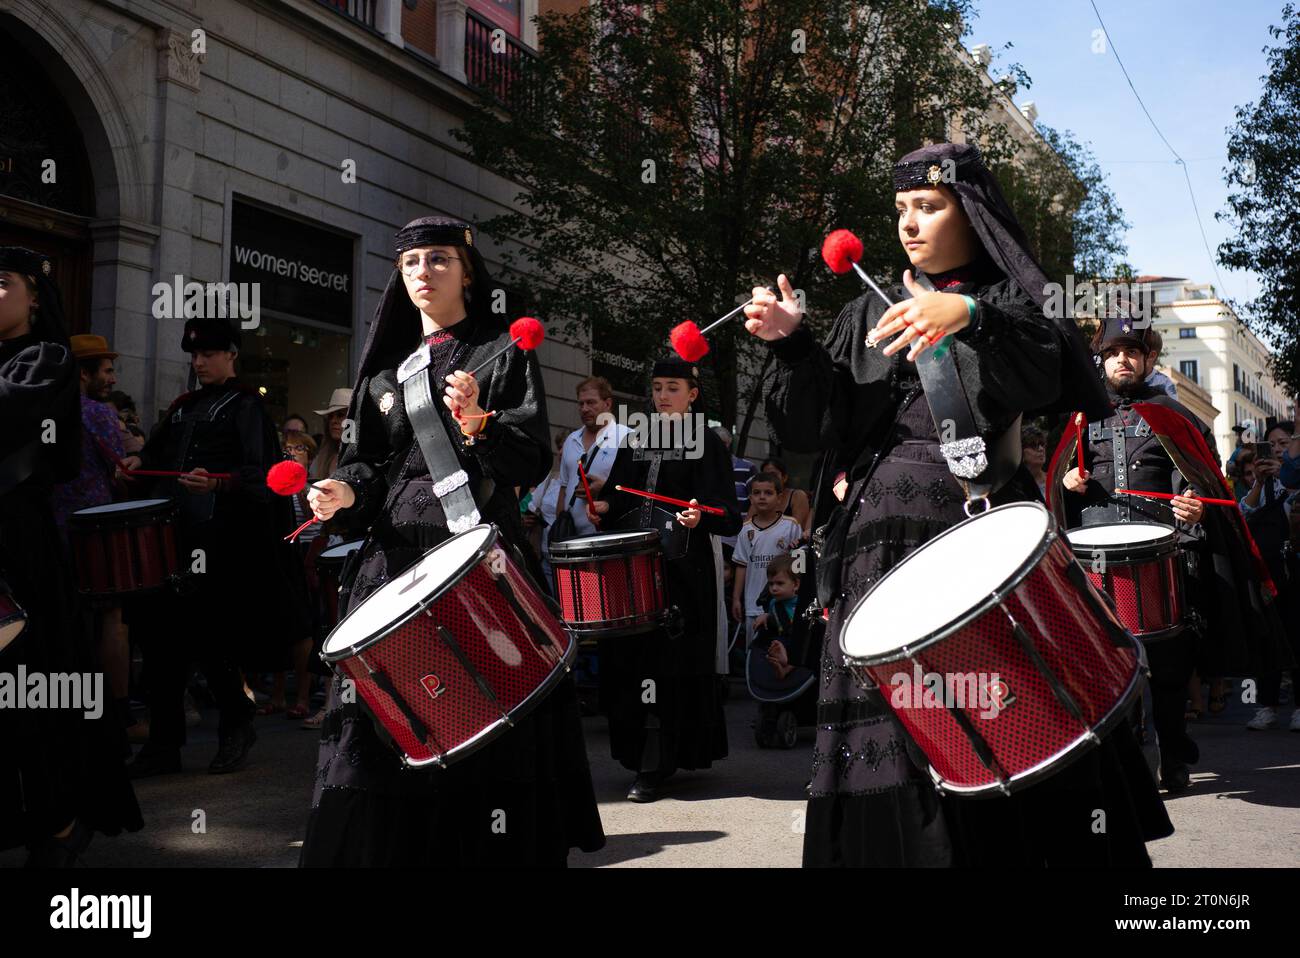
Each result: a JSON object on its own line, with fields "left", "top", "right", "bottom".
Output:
{"left": 1088, "top": 0, "right": 1236, "bottom": 303}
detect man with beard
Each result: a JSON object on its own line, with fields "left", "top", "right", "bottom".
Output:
{"left": 1061, "top": 317, "right": 1210, "bottom": 793}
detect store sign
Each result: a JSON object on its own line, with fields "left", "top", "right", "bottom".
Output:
{"left": 229, "top": 200, "right": 353, "bottom": 328}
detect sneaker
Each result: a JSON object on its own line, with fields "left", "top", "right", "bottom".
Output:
{"left": 1245, "top": 706, "right": 1278, "bottom": 730}
{"left": 1290, "top": 709, "right": 1300, "bottom": 732}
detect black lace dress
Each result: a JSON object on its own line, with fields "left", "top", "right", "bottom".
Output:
{"left": 767, "top": 269, "right": 1173, "bottom": 867}
{"left": 299, "top": 321, "right": 605, "bottom": 867}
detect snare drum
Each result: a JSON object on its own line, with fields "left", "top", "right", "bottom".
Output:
{"left": 0, "top": 573, "right": 27, "bottom": 653}
{"left": 68, "top": 499, "right": 180, "bottom": 597}
{"left": 841, "top": 501, "right": 1141, "bottom": 797}
{"left": 1066, "top": 522, "right": 1185, "bottom": 642}
{"left": 321, "top": 524, "right": 575, "bottom": 768}
{"left": 315, "top": 539, "right": 364, "bottom": 628}
{"left": 548, "top": 530, "right": 669, "bottom": 638}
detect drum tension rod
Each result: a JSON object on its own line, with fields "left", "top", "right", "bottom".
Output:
{"left": 356, "top": 650, "right": 444, "bottom": 761}
{"left": 1000, "top": 603, "right": 1098, "bottom": 744}
{"left": 911, "top": 653, "right": 1010, "bottom": 790}
{"left": 434, "top": 624, "right": 513, "bottom": 727}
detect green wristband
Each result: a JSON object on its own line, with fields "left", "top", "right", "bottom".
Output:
{"left": 961, "top": 294, "right": 977, "bottom": 322}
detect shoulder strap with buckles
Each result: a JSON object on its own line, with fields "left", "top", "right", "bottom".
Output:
{"left": 908, "top": 272, "right": 1022, "bottom": 508}
{"left": 398, "top": 343, "right": 482, "bottom": 534}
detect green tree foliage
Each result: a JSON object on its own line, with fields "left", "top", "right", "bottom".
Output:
{"left": 1218, "top": 3, "right": 1300, "bottom": 394}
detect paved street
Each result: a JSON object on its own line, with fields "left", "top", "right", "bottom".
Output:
{"left": 2, "top": 679, "right": 1295, "bottom": 868}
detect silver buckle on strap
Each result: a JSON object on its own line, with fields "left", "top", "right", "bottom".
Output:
{"left": 940, "top": 435, "right": 988, "bottom": 480}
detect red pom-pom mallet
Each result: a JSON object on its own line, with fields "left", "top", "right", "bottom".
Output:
{"left": 670, "top": 321, "right": 710, "bottom": 361}
{"left": 669, "top": 286, "right": 783, "bottom": 361}
{"left": 267, "top": 460, "right": 318, "bottom": 541}
{"left": 465, "top": 316, "right": 545, "bottom": 377}
{"left": 267, "top": 460, "right": 308, "bottom": 496}
{"left": 821, "top": 229, "right": 895, "bottom": 309}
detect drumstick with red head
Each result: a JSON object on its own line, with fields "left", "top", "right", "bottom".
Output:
{"left": 268, "top": 460, "right": 320, "bottom": 541}
{"left": 450, "top": 317, "right": 544, "bottom": 426}
{"left": 670, "top": 288, "right": 780, "bottom": 362}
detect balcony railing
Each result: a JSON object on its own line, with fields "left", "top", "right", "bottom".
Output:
{"left": 316, "top": 0, "right": 377, "bottom": 31}
{"left": 465, "top": 10, "right": 540, "bottom": 114}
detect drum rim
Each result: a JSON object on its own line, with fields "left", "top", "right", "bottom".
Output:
{"left": 561, "top": 608, "right": 670, "bottom": 638}
{"left": 547, "top": 528, "right": 663, "bottom": 558}
{"left": 318, "top": 539, "right": 366, "bottom": 561}
{"left": 842, "top": 501, "right": 1061, "bottom": 666}
{"left": 320, "top": 523, "right": 500, "bottom": 663}
{"left": 1066, "top": 522, "right": 1178, "bottom": 560}
{"left": 69, "top": 498, "right": 176, "bottom": 522}
{"left": 924, "top": 658, "right": 1143, "bottom": 797}
{"left": 395, "top": 632, "right": 578, "bottom": 768}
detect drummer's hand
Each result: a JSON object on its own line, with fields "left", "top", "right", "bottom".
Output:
{"left": 874, "top": 272, "right": 970, "bottom": 360}
{"left": 1063, "top": 466, "right": 1090, "bottom": 493}
{"left": 742, "top": 274, "right": 802, "bottom": 341}
{"left": 308, "top": 479, "right": 355, "bottom": 521}
{"left": 586, "top": 475, "right": 606, "bottom": 497}
{"left": 675, "top": 499, "right": 702, "bottom": 528}
{"left": 443, "top": 370, "right": 483, "bottom": 420}
{"left": 178, "top": 467, "right": 219, "bottom": 494}
{"left": 587, "top": 499, "right": 609, "bottom": 525}
{"left": 117, "top": 455, "right": 142, "bottom": 480}
{"left": 1172, "top": 493, "right": 1204, "bottom": 524}
{"left": 832, "top": 471, "right": 848, "bottom": 502}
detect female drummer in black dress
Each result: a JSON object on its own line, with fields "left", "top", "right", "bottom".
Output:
{"left": 0, "top": 247, "right": 142, "bottom": 865}
{"left": 300, "top": 216, "right": 604, "bottom": 866}
{"left": 589, "top": 357, "right": 741, "bottom": 802}
{"left": 743, "top": 143, "right": 1173, "bottom": 867}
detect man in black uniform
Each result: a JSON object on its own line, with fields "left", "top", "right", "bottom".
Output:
{"left": 1060, "top": 317, "right": 1209, "bottom": 793}
{"left": 122, "top": 318, "right": 294, "bottom": 776}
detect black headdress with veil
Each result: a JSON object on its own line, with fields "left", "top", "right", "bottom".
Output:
{"left": 352, "top": 216, "right": 498, "bottom": 390}
{"left": 894, "top": 143, "right": 1110, "bottom": 421}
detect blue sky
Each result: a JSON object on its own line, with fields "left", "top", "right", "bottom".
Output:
{"left": 967, "top": 0, "right": 1286, "bottom": 302}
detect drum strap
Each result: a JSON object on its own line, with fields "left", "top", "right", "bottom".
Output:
{"left": 908, "top": 273, "right": 1022, "bottom": 506}
{"left": 398, "top": 344, "right": 482, "bottom": 535}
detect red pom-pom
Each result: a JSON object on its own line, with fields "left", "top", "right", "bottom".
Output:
{"left": 821, "top": 229, "right": 863, "bottom": 275}
{"left": 670, "top": 321, "right": 710, "bottom": 361}
{"left": 510, "top": 316, "right": 545, "bottom": 351}
{"left": 267, "top": 460, "right": 308, "bottom": 496}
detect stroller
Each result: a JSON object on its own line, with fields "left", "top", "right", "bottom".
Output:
{"left": 746, "top": 548, "right": 826, "bottom": 748}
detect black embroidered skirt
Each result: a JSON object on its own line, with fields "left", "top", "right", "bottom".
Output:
{"left": 299, "top": 478, "right": 605, "bottom": 867}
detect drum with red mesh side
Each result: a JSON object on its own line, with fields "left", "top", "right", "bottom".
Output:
{"left": 68, "top": 499, "right": 180, "bottom": 597}
{"left": 321, "top": 524, "right": 575, "bottom": 768}
{"left": 841, "top": 502, "right": 1141, "bottom": 797}
{"left": 548, "top": 530, "right": 668, "bottom": 638}
{"left": 1066, "top": 522, "right": 1185, "bottom": 642}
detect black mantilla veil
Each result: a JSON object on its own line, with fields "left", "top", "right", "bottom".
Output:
{"left": 894, "top": 142, "right": 1110, "bottom": 421}
{"left": 350, "top": 216, "right": 498, "bottom": 411}
{"left": 0, "top": 246, "right": 70, "bottom": 346}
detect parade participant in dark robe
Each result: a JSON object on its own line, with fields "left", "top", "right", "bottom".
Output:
{"left": 121, "top": 317, "right": 299, "bottom": 777}
{"left": 589, "top": 357, "right": 742, "bottom": 802}
{"left": 300, "top": 216, "right": 604, "bottom": 867}
{"left": 744, "top": 143, "right": 1172, "bottom": 867}
{"left": 0, "top": 246, "right": 142, "bottom": 865}
{"left": 1056, "top": 317, "right": 1293, "bottom": 788}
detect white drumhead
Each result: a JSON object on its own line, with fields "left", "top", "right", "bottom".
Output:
{"left": 320, "top": 539, "right": 365, "bottom": 560}
{"left": 554, "top": 531, "right": 651, "bottom": 549}
{"left": 323, "top": 525, "right": 494, "bottom": 655}
{"left": 73, "top": 499, "right": 170, "bottom": 516}
{"left": 843, "top": 502, "right": 1050, "bottom": 659}
{"left": 1066, "top": 523, "right": 1173, "bottom": 547}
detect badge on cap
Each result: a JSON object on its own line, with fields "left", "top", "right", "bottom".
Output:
{"left": 379, "top": 391, "right": 394, "bottom": 415}
{"left": 926, "top": 165, "right": 943, "bottom": 185}
{"left": 464, "top": 228, "right": 473, "bottom": 246}
{"left": 1121, "top": 321, "right": 1132, "bottom": 334}
{"left": 40, "top": 259, "right": 51, "bottom": 276}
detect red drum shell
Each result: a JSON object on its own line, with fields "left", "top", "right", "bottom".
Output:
{"left": 842, "top": 503, "right": 1141, "bottom": 796}
{"left": 68, "top": 500, "right": 180, "bottom": 598}
{"left": 1067, "top": 524, "right": 1185, "bottom": 642}
{"left": 549, "top": 530, "right": 668, "bottom": 638}
{"left": 321, "top": 525, "right": 574, "bottom": 768}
